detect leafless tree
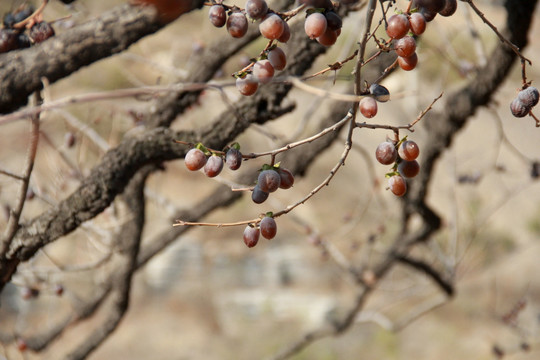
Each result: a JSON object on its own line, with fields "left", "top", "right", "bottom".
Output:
{"left": 0, "top": 0, "right": 538, "bottom": 359}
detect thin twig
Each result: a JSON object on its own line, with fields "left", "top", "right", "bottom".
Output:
{"left": 173, "top": 112, "right": 354, "bottom": 227}
{"left": 0, "top": 168, "right": 25, "bottom": 181}
{"left": 0, "top": 93, "right": 41, "bottom": 256}
{"left": 462, "top": 0, "right": 531, "bottom": 65}
{"left": 0, "top": 82, "right": 229, "bottom": 126}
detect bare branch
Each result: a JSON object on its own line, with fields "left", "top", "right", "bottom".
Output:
{"left": 0, "top": 93, "right": 41, "bottom": 256}
{"left": 0, "top": 0, "right": 206, "bottom": 114}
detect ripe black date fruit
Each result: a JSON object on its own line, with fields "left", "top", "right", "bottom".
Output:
{"left": 0, "top": 29, "right": 19, "bottom": 53}
{"left": 29, "top": 21, "right": 55, "bottom": 43}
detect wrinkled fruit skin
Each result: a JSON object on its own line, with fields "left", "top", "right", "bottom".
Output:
{"left": 29, "top": 22, "right": 55, "bottom": 43}
{"left": 518, "top": 87, "right": 539, "bottom": 108}
{"left": 510, "top": 98, "right": 529, "bottom": 118}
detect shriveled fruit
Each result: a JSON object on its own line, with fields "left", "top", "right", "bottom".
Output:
{"left": 510, "top": 98, "right": 529, "bottom": 118}
{"left": 29, "top": 22, "right": 55, "bottom": 43}
{"left": 398, "top": 140, "right": 420, "bottom": 161}
{"left": 518, "top": 87, "right": 539, "bottom": 108}
{"left": 278, "top": 168, "right": 294, "bottom": 189}
{"left": 258, "top": 169, "right": 281, "bottom": 192}
{"left": 226, "top": 148, "right": 243, "bottom": 170}
{"left": 359, "top": 97, "right": 378, "bottom": 118}
{"left": 376, "top": 141, "right": 397, "bottom": 165}
{"left": 208, "top": 5, "right": 227, "bottom": 27}
{"left": 236, "top": 74, "right": 259, "bottom": 96}
{"left": 204, "top": 155, "right": 224, "bottom": 177}
{"left": 260, "top": 216, "right": 277, "bottom": 239}
{"left": 388, "top": 175, "right": 407, "bottom": 196}
{"left": 227, "top": 12, "right": 248, "bottom": 38}
{"left": 243, "top": 225, "right": 260, "bottom": 248}
{"left": 0, "top": 29, "right": 19, "bottom": 53}
{"left": 185, "top": 148, "right": 207, "bottom": 171}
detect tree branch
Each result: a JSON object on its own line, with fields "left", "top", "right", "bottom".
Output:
{"left": 0, "top": 0, "right": 206, "bottom": 114}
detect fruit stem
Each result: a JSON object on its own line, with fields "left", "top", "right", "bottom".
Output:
{"left": 13, "top": 0, "right": 49, "bottom": 29}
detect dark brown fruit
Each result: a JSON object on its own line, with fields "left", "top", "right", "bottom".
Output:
{"left": 398, "top": 160, "right": 420, "bottom": 178}
{"left": 0, "top": 29, "right": 19, "bottom": 53}
{"left": 278, "top": 168, "right": 294, "bottom": 189}
{"left": 439, "top": 0, "right": 458, "bottom": 16}
{"left": 209, "top": 5, "right": 227, "bottom": 27}
{"left": 29, "top": 22, "right": 56, "bottom": 43}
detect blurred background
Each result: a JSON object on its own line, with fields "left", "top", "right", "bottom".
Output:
{"left": 0, "top": 0, "right": 539, "bottom": 359}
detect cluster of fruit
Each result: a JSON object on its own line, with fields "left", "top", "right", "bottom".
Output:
{"left": 185, "top": 143, "right": 243, "bottom": 177}
{"left": 184, "top": 142, "right": 294, "bottom": 246}
{"left": 510, "top": 86, "right": 539, "bottom": 118}
{"left": 0, "top": 5, "right": 55, "bottom": 54}
{"left": 375, "top": 138, "right": 420, "bottom": 197}
{"left": 236, "top": 45, "right": 287, "bottom": 96}
{"left": 386, "top": 0, "right": 457, "bottom": 71}
{"left": 252, "top": 164, "right": 295, "bottom": 204}
{"left": 207, "top": 0, "right": 343, "bottom": 96}
{"left": 243, "top": 214, "right": 277, "bottom": 247}
{"left": 301, "top": 0, "right": 343, "bottom": 47}
{"left": 209, "top": 0, "right": 290, "bottom": 95}
{"left": 414, "top": 0, "right": 458, "bottom": 21}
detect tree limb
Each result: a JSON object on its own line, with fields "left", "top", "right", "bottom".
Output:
{"left": 0, "top": 0, "right": 206, "bottom": 114}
